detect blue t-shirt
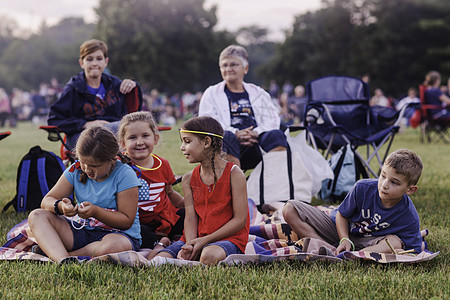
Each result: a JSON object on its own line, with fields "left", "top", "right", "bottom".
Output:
{"left": 425, "top": 87, "right": 446, "bottom": 118}
{"left": 336, "top": 179, "right": 422, "bottom": 252}
{"left": 87, "top": 83, "right": 106, "bottom": 100}
{"left": 64, "top": 160, "right": 142, "bottom": 242}
{"left": 225, "top": 86, "right": 257, "bottom": 130}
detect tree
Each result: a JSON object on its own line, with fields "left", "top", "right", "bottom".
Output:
{"left": 0, "top": 15, "right": 18, "bottom": 58}
{"left": 365, "top": 0, "right": 450, "bottom": 95}
{"left": 95, "top": 0, "right": 234, "bottom": 93}
{"left": 0, "top": 17, "right": 94, "bottom": 92}
{"left": 264, "top": 0, "right": 450, "bottom": 97}
{"left": 235, "top": 26, "right": 277, "bottom": 87}
{"left": 262, "top": 4, "right": 355, "bottom": 89}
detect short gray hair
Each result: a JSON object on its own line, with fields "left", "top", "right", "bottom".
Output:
{"left": 219, "top": 45, "right": 249, "bottom": 67}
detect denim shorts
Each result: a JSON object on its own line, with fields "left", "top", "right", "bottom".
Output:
{"left": 66, "top": 219, "right": 140, "bottom": 252}
{"left": 159, "top": 240, "right": 242, "bottom": 258}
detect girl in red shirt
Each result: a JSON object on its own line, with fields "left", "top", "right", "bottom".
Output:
{"left": 118, "top": 112, "right": 184, "bottom": 258}
{"left": 156, "top": 116, "right": 249, "bottom": 265}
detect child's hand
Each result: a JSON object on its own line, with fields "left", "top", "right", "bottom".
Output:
{"left": 185, "top": 237, "right": 207, "bottom": 260}
{"left": 60, "top": 198, "right": 77, "bottom": 217}
{"left": 334, "top": 239, "right": 352, "bottom": 255}
{"left": 77, "top": 202, "right": 96, "bottom": 219}
{"left": 178, "top": 244, "right": 194, "bottom": 260}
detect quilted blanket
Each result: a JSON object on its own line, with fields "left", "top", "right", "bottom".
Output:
{"left": 0, "top": 201, "right": 439, "bottom": 266}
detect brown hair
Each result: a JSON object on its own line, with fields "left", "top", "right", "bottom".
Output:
{"left": 384, "top": 149, "right": 423, "bottom": 185}
{"left": 180, "top": 116, "right": 224, "bottom": 184}
{"left": 79, "top": 39, "right": 108, "bottom": 61}
{"left": 75, "top": 126, "right": 129, "bottom": 183}
{"left": 118, "top": 111, "right": 159, "bottom": 147}
{"left": 424, "top": 70, "right": 441, "bottom": 87}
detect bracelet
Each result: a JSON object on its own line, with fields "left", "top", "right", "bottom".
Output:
{"left": 54, "top": 199, "right": 63, "bottom": 215}
{"left": 339, "top": 237, "right": 355, "bottom": 251}
{"left": 153, "top": 241, "right": 166, "bottom": 248}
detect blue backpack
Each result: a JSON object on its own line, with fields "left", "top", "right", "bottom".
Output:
{"left": 3, "top": 146, "right": 65, "bottom": 213}
{"left": 320, "top": 144, "right": 368, "bottom": 203}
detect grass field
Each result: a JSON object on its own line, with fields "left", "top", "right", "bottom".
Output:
{"left": 0, "top": 122, "right": 448, "bottom": 299}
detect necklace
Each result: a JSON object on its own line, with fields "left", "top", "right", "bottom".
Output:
{"left": 135, "top": 154, "right": 162, "bottom": 171}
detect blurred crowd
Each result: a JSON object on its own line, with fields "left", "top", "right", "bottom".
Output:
{"left": 0, "top": 79, "right": 203, "bottom": 129}
{"left": 143, "top": 89, "right": 202, "bottom": 126}
{"left": 2, "top": 75, "right": 449, "bottom": 130}
{"left": 268, "top": 76, "right": 450, "bottom": 130}
{"left": 0, "top": 78, "right": 62, "bottom": 128}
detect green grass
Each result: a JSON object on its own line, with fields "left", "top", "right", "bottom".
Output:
{"left": 0, "top": 122, "right": 449, "bottom": 299}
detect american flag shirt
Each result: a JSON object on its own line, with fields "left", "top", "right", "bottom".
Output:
{"left": 135, "top": 155, "right": 180, "bottom": 232}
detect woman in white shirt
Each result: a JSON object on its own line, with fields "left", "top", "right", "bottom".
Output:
{"left": 199, "top": 45, "right": 287, "bottom": 170}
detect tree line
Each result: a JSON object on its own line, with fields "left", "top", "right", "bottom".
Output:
{"left": 0, "top": 0, "right": 449, "bottom": 98}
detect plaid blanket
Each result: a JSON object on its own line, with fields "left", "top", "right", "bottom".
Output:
{"left": 0, "top": 202, "right": 439, "bottom": 266}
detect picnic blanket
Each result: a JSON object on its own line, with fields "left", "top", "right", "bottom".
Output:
{"left": 0, "top": 201, "right": 439, "bottom": 266}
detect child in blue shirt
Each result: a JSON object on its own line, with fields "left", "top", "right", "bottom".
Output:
{"left": 28, "top": 126, "right": 141, "bottom": 263}
{"left": 283, "top": 149, "right": 423, "bottom": 254}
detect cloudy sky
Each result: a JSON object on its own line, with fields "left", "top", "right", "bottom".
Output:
{"left": 0, "top": 0, "right": 322, "bottom": 41}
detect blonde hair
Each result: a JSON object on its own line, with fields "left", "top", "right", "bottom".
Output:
{"left": 117, "top": 111, "right": 159, "bottom": 146}
{"left": 384, "top": 149, "right": 423, "bottom": 185}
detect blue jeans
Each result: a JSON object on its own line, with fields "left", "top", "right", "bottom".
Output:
{"left": 223, "top": 129, "right": 287, "bottom": 170}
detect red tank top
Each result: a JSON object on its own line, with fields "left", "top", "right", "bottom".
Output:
{"left": 184, "top": 162, "right": 249, "bottom": 253}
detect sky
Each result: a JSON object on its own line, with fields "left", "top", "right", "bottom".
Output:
{"left": 0, "top": 0, "right": 322, "bottom": 41}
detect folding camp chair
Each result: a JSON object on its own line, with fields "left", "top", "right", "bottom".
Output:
{"left": 0, "top": 131, "right": 11, "bottom": 141}
{"left": 304, "top": 75, "right": 413, "bottom": 177}
{"left": 39, "top": 87, "right": 172, "bottom": 164}
{"left": 416, "top": 85, "right": 450, "bottom": 143}
{"left": 40, "top": 86, "right": 144, "bottom": 164}
{"left": 39, "top": 124, "right": 172, "bottom": 165}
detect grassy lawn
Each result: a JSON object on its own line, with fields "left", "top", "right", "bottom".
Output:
{"left": 0, "top": 122, "right": 448, "bottom": 299}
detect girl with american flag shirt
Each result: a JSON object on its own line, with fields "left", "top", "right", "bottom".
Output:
{"left": 118, "top": 112, "right": 184, "bottom": 251}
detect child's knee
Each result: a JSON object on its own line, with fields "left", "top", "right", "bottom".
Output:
{"left": 386, "top": 235, "right": 403, "bottom": 249}
{"left": 28, "top": 208, "right": 52, "bottom": 228}
{"left": 94, "top": 234, "right": 132, "bottom": 256}
{"left": 282, "top": 203, "right": 298, "bottom": 223}
{"left": 199, "top": 245, "right": 226, "bottom": 265}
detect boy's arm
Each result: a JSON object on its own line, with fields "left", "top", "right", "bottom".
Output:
{"left": 47, "top": 86, "right": 87, "bottom": 134}
{"left": 334, "top": 212, "right": 353, "bottom": 254}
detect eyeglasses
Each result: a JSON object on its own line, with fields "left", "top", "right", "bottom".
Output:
{"left": 220, "top": 62, "right": 242, "bottom": 70}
